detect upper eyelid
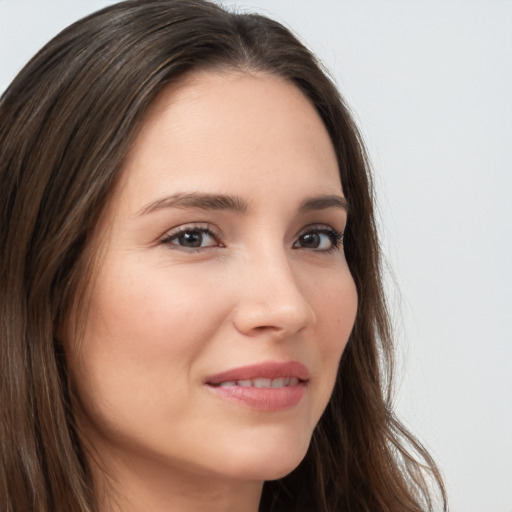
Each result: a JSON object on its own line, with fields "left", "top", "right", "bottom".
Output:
{"left": 161, "top": 222, "right": 222, "bottom": 239}
{"left": 295, "top": 223, "right": 343, "bottom": 236}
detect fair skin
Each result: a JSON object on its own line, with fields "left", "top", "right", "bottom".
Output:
{"left": 67, "top": 70, "right": 358, "bottom": 512}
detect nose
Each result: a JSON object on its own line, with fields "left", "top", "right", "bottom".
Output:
{"left": 231, "top": 251, "right": 317, "bottom": 340}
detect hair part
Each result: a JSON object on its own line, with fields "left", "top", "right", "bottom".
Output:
{"left": 0, "top": 1, "right": 447, "bottom": 510}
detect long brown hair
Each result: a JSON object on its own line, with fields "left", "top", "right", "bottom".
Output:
{"left": 0, "top": 1, "right": 447, "bottom": 510}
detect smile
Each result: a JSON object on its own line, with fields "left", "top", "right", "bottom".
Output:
{"left": 216, "top": 377, "right": 300, "bottom": 388}
{"left": 205, "top": 361, "right": 309, "bottom": 411}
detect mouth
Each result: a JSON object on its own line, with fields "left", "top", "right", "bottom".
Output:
{"left": 214, "top": 376, "right": 301, "bottom": 388}
{"left": 204, "top": 361, "right": 309, "bottom": 411}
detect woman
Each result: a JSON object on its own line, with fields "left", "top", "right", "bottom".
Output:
{"left": 0, "top": 1, "right": 447, "bottom": 511}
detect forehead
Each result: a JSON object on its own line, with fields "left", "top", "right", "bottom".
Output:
{"left": 114, "top": 70, "right": 341, "bottom": 212}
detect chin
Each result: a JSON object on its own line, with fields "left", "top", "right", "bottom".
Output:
{"left": 261, "top": 458, "right": 306, "bottom": 482}
{"left": 222, "top": 433, "right": 311, "bottom": 482}
{"left": 232, "top": 458, "right": 306, "bottom": 482}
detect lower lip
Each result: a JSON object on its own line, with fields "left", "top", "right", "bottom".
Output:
{"left": 206, "top": 383, "right": 306, "bottom": 411}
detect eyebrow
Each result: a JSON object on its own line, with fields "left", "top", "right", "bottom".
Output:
{"left": 138, "top": 192, "right": 348, "bottom": 216}
{"left": 298, "top": 195, "right": 349, "bottom": 214}
{"left": 138, "top": 192, "right": 249, "bottom": 216}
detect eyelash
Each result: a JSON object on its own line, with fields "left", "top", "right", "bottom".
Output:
{"left": 160, "top": 224, "right": 222, "bottom": 251}
{"left": 160, "top": 224, "right": 344, "bottom": 253}
{"left": 294, "top": 225, "right": 344, "bottom": 253}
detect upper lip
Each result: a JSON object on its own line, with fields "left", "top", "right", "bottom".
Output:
{"left": 205, "top": 361, "right": 310, "bottom": 385}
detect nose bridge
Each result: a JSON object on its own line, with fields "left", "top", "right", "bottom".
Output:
{"left": 232, "top": 242, "right": 316, "bottom": 338}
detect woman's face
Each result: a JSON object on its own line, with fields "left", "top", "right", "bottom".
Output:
{"left": 68, "top": 71, "right": 357, "bottom": 486}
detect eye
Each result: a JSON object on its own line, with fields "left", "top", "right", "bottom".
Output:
{"left": 293, "top": 226, "right": 344, "bottom": 252}
{"left": 160, "top": 225, "right": 222, "bottom": 250}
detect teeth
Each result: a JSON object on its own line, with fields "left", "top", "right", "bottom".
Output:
{"left": 216, "top": 377, "right": 300, "bottom": 388}
{"left": 253, "top": 378, "right": 272, "bottom": 388}
{"left": 271, "top": 377, "right": 285, "bottom": 388}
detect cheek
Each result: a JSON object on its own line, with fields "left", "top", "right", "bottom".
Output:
{"left": 311, "top": 269, "right": 358, "bottom": 397}
{"left": 67, "top": 259, "right": 229, "bottom": 427}
{"left": 313, "top": 265, "right": 357, "bottom": 343}
{"left": 85, "top": 258, "right": 225, "bottom": 358}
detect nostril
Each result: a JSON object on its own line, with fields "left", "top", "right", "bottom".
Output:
{"left": 254, "top": 325, "right": 279, "bottom": 332}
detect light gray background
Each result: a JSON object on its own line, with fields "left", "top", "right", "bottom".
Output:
{"left": 1, "top": 1, "right": 511, "bottom": 510}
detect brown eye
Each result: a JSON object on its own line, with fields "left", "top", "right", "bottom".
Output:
{"left": 177, "top": 231, "right": 205, "bottom": 248}
{"left": 293, "top": 228, "right": 343, "bottom": 252}
{"left": 162, "top": 227, "right": 219, "bottom": 250}
{"left": 299, "top": 232, "right": 321, "bottom": 249}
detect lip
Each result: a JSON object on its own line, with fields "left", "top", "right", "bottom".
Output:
{"left": 204, "top": 361, "right": 309, "bottom": 412}
{"left": 205, "top": 361, "right": 310, "bottom": 385}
